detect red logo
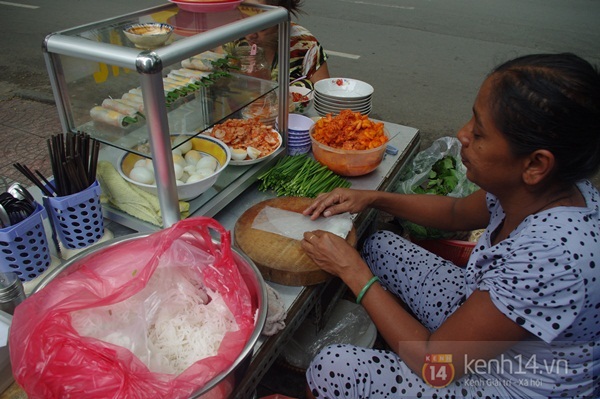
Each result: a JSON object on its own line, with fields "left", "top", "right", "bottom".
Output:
{"left": 422, "top": 354, "right": 455, "bottom": 388}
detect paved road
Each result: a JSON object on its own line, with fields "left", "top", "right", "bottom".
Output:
{"left": 1, "top": 0, "right": 599, "bottom": 149}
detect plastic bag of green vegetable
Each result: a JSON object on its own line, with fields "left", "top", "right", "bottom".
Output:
{"left": 394, "top": 137, "right": 478, "bottom": 239}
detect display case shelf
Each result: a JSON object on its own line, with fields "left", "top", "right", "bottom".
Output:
{"left": 79, "top": 74, "right": 279, "bottom": 157}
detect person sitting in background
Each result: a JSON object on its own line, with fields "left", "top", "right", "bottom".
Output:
{"left": 235, "top": 0, "right": 330, "bottom": 89}
{"left": 300, "top": 53, "right": 600, "bottom": 398}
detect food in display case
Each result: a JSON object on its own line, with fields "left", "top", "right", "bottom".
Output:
{"left": 123, "top": 22, "right": 174, "bottom": 49}
{"left": 203, "top": 118, "right": 282, "bottom": 164}
{"left": 181, "top": 50, "right": 229, "bottom": 71}
{"left": 241, "top": 92, "right": 279, "bottom": 127}
{"left": 119, "top": 134, "right": 232, "bottom": 200}
{"left": 44, "top": 2, "right": 291, "bottom": 228}
{"left": 89, "top": 51, "right": 238, "bottom": 129}
{"left": 90, "top": 106, "right": 138, "bottom": 128}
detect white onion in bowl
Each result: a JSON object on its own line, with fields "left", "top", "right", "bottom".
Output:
{"left": 195, "top": 168, "right": 215, "bottom": 179}
{"left": 186, "top": 174, "right": 205, "bottom": 184}
{"left": 174, "top": 154, "right": 188, "bottom": 169}
{"left": 173, "top": 135, "right": 193, "bottom": 154}
{"left": 134, "top": 159, "right": 147, "bottom": 168}
{"left": 120, "top": 134, "right": 231, "bottom": 201}
{"left": 185, "top": 150, "right": 203, "bottom": 165}
{"left": 173, "top": 163, "right": 184, "bottom": 179}
{"left": 196, "top": 157, "right": 217, "bottom": 171}
{"left": 129, "top": 167, "right": 155, "bottom": 184}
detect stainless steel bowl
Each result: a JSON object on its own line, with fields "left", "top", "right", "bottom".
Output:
{"left": 32, "top": 231, "right": 267, "bottom": 398}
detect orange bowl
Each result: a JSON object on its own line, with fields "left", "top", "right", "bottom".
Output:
{"left": 310, "top": 126, "right": 388, "bottom": 176}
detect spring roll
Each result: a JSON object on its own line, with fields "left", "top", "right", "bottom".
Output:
{"left": 181, "top": 58, "right": 217, "bottom": 72}
{"left": 166, "top": 73, "right": 198, "bottom": 85}
{"left": 122, "top": 92, "right": 144, "bottom": 105}
{"left": 164, "top": 77, "right": 194, "bottom": 92}
{"left": 102, "top": 98, "right": 138, "bottom": 117}
{"left": 90, "top": 106, "right": 129, "bottom": 127}
{"left": 117, "top": 98, "right": 144, "bottom": 114}
{"left": 171, "top": 68, "right": 210, "bottom": 80}
{"left": 191, "top": 50, "right": 226, "bottom": 63}
{"left": 164, "top": 76, "right": 184, "bottom": 86}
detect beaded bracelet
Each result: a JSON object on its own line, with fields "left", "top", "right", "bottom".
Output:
{"left": 356, "top": 276, "right": 380, "bottom": 304}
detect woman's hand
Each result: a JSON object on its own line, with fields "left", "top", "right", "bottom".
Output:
{"left": 301, "top": 230, "right": 368, "bottom": 279}
{"left": 302, "top": 188, "right": 372, "bottom": 220}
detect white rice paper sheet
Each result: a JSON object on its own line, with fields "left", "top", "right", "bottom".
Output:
{"left": 251, "top": 206, "right": 352, "bottom": 240}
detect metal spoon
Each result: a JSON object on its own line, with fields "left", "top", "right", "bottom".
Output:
{"left": 0, "top": 203, "right": 10, "bottom": 228}
{"left": 8, "top": 183, "right": 35, "bottom": 204}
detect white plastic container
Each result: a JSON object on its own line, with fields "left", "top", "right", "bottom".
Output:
{"left": 0, "top": 311, "right": 14, "bottom": 394}
{"left": 282, "top": 299, "right": 377, "bottom": 370}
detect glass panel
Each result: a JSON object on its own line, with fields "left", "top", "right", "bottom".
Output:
{"left": 62, "top": 5, "right": 261, "bottom": 47}
{"left": 46, "top": 2, "right": 287, "bottom": 228}
{"left": 55, "top": 3, "right": 281, "bottom": 157}
{"left": 63, "top": 50, "right": 280, "bottom": 156}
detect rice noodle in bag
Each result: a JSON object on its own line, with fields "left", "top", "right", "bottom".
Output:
{"left": 9, "top": 217, "right": 256, "bottom": 399}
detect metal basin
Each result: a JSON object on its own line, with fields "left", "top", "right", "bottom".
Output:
{"left": 32, "top": 231, "right": 267, "bottom": 398}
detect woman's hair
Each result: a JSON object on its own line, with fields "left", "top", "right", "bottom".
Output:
{"left": 262, "top": 0, "right": 304, "bottom": 17}
{"left": 489, "top": 53, "right": 600, "bottom": 183}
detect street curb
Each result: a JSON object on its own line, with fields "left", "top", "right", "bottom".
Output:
{"left": 16, "top": 89, "right": 56, "bottom": 105}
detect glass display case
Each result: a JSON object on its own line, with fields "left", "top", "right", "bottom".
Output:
{"left": 43, "top": 2, "right": 291, "bottom": 230}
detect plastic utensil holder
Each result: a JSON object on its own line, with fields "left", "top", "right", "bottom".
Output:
{"left": 45, "top": 180, "right": 104, "bottom": 249}
{"left": 0, "top": 202, "right": 51, "bottom": 281}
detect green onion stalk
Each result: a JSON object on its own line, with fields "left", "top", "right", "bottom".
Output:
{"left": 258, "top": 155, "right": 351, "bottom": 198}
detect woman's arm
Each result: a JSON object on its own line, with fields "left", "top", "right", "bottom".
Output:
{"left": 304, "top": 188, "right": 490, "bottom": 233}
{"left": 301, "top": 232, "right": 531, "bottom": 382}
{"left": 359, "top": 280, "right": 531, "bottom": 380}
{"left": 309, "top": 61, "right": 330, "bottom": 83}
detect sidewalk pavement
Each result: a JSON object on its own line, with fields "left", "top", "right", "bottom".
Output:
{"left": 0, "top": 96, "right": 60, "bottom": 192}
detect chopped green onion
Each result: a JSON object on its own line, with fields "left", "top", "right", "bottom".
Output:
{"left": 258, "top": 155, "right": 351, "bottom": 197}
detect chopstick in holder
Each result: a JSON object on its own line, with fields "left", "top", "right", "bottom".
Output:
{"left": 62, "top": 160, "right": 78, "bottom": 193}
{"left": 50, "top": 135, "right": 67, "bottom": 196}
{"left": 81, "top": 133, "right": 90, "bottom": 179}
{"left": 13, "top": 163, "right": 54, "bottom": 197}
{"left": 88, "top": 140, "right": 100, "bottom": 184}
{"left": 46, "top": 138, "right": 61, "bottom": 195}
{"left": 35, "top": 170, "right": 57, "bottom": 195}
{"left": 46, "top": 132, "right": 100, "bottom": 196}
{"left": 74, "top": 154, "right": 90, "bottom": 190}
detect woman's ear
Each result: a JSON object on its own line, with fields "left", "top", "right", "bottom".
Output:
{"left": 522, "top": 149, "right": 555, "bottom": 185}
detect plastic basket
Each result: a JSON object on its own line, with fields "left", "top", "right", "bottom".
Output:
{"left": 411, "top": 238, "right": 475, "bottom": 267}
{"left": 0, "top": 203, "right": 51, "bottom": 281}
{"left": 45, "top": 180, "right": 104, "bottom": 249}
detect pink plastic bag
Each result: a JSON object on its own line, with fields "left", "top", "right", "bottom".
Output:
{"left": 9, "top": 217, "right": 256, "bottom": 399}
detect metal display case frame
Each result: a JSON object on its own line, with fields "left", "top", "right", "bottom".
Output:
{"left": 42, "top": 3, "right": 291, "bottom": 228}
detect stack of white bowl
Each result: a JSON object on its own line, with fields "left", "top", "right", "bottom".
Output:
{"left": 314, "top": 78, "right": 374, "bottom": 117}
{"left": 277, "top": 114, "right": 315, "bottom": 156}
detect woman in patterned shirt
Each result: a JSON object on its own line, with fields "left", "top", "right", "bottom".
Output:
{"left": 300, "top": 53, "right": 600, "bottom": 398}
{"left": 242, "top": 0, "right": 330, "bottom": 89}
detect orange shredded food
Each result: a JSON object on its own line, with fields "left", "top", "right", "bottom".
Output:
{"left": 312, "top": 110, "right": 388, "bottom": 150}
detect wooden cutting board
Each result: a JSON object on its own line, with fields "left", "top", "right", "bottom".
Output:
{"left": 234, "top": 197, "right": 357, "bottom": 286}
